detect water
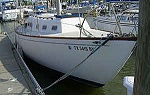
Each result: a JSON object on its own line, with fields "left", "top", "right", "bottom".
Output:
{"left": 0, "top": 21, "right": 135, "bottom": 95}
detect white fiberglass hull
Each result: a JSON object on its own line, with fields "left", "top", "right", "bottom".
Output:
{"left": 16, "top": 33, "right": 136, "bottom": 86}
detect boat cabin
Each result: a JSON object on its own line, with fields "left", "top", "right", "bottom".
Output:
{"left": 24, "top": 13, "right": 91, "bottom": 36}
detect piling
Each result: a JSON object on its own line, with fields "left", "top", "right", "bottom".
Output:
{"left": 133, "top": 0, "right": 150, "bottom": 95}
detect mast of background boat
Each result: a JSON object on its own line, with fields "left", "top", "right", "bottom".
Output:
{"left": 18, "top": 0, "right": 23, "bottom": 24}
{"left": 56, "top": 0, "right": 61, "bottom": 16}
{"left": 76, "top": 0, "right": 81, "bottom": 18}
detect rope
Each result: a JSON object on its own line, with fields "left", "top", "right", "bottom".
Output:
{"left": 111, "top": 4, "right": 122, "bottom": 35}
{"left": 43, "top": 34, "right": 114, "bottom": 91}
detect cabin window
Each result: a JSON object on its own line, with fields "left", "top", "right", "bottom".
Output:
{"left": 52, "top": 25, "right": 57, "bottom": 30}
{"left": 42, "top": 25, "right": 47, "bottom": 30}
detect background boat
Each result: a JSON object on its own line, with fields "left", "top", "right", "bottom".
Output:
{"left": 0, "top": 0, "right": 34, "bottom": 21}
{"left": 86, "top": 0, "right": 139, "bottom": 36}
{"left": 0, "top": 0, "right": 20, "bottom": 21}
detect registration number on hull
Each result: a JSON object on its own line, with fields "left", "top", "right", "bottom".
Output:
{"left": 68, "top": 46, "right": 95, "bottom": 51}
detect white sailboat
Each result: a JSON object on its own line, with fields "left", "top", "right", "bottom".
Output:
{"left": 87, "top": 2, "right": 139, "bottom": 36}
{"left": 0, "top": 0, "right": 33, "bottom": 21}
{"left": 93, "top": 7, "right": 138, "bottom": 36}
{"left": 1, "top": 1, "right": 20, "bottom": 21}
{"left": 15, "top": 0, "right": 136, "bottom": 87}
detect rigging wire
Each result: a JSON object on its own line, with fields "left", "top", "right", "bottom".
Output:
{"left": 76, "top": 0, "right": 82, "bottom": 37}
{"left": 78, "top": 2, "right": 109, "bottom": 37}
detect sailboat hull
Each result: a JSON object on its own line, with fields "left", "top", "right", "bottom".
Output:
{"left": 16, "top": 33, "right": 136, "bottom": 86}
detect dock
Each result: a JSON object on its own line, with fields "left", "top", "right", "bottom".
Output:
{"left": 0, "top": 33, "right": 32, "bottom": 94}
{"left": 0, "top": 33, "right": 45, "bottom": 95}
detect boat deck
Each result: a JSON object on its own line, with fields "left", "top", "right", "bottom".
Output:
{"left": 0, "top": 34, "right": 32, "bottom": 94}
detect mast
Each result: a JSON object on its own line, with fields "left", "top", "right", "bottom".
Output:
{"left": 56, "top": 0, "right": 61, "bottom": 16}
